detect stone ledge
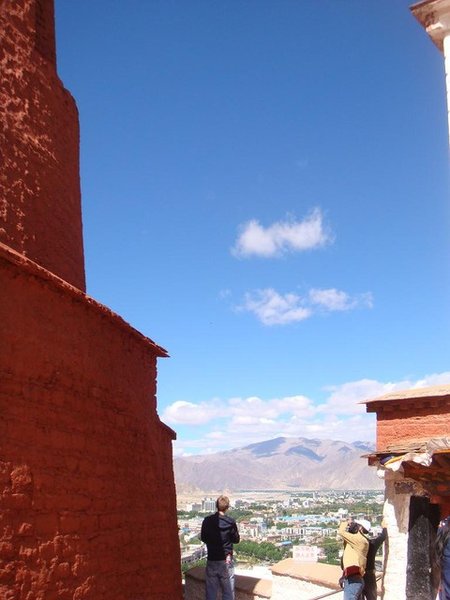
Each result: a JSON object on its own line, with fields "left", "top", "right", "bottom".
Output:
{"left": 271, "top": 559, "right": 341, "bottom": 591}
{"left": 185, "top": 566, "right": 272, "bottom": 598}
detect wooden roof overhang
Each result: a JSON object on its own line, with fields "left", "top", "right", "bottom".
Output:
{"left": 365, "top": 438, "right": 450, "bottom": 499}
{"left": 364, "top": 385, "right": 450, "bottom": 414}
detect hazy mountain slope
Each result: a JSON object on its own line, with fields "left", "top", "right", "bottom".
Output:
{"left": 174, "top": 437, "right": 382, "bottom": 492}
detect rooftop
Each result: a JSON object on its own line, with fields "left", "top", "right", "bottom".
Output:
{"left": 410, "top": 0, "right": 450, "bottom": 51}
{"left": 364, "top": 383, "right": 450, "bottom": 405}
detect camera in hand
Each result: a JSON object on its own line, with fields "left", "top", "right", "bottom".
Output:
{"left": 346, "top": 521, "right": 359, "bottom": 534}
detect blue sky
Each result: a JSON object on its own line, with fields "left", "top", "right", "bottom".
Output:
{"left": 55, "top": 1, "right": 450, "bottom": 455}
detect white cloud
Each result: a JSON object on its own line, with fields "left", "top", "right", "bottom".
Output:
{"left": 165, "top": 371, "right": 450, "bottom": 456}
{"left": 238, "top": 289, "right": 311, "bottom": 325}
{"left": 206, "top": 431, "right": 226, "bottom": 440}
{"left": 165, "top": 393, "right": 317, "bottom": 430}
{"left": 309, "top": 288, "right": 373, "bottom": 312}
{"left": 320, "top": 371, "right": 450, "bottom": 415}
{"left": 232, "top": 208, "right": 331, "bottom": 258}
{"left": 274, "top": 395, "right": 315, "bottom": 417}
{"left": 412, "top": 371, "right": 450, "bottom": 387}
{"left": 238, "top": 286, "right": 372, "bottom": 326}
{"left": 162, "top": 399, "right": 221, "bottom": 425}
{"left": 319, "top": 379, "right": 393, "bottom": 415}
{"left": 218, "top": 289, "right": 232, "bottom": 299}
{"left": 173, "top": 438, "right": 222, "bottom": 457}
{"left": 227, "top": 396, "right": 315, "bottom": 426}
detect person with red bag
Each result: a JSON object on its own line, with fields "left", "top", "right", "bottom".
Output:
{"left": 338, "top": 518, "right": 370, "bottom": 600}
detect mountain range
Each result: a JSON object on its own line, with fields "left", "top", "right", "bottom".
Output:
{"left": 174, "top": 436, "right": 383, "bottom": 492}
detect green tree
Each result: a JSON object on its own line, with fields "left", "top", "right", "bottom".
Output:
{"left": 182, "top": 558, "right": 207, "bottom": 575}
{"left": 318, "top": 536, "right": 341, "bottom": 565}
{"left": 235, "top": 540, "right": 290, "bottom": 563}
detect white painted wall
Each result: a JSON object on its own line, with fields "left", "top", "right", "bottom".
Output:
{"left": 443, "top": 33, "right": 450, "bottom": 143}
{"left": 382, "top": 472, "right": 411, "bottom": 600}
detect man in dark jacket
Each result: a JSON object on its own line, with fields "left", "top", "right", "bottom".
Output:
{"left": 201, "top": 495, "right": 240, "bottom": 600}
{"left": 363, "top": 520, "right": 387, "bottom": 600}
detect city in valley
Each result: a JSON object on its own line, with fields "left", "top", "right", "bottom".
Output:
{"left": 178, "top": 490, "right": 384, "bottom": 574}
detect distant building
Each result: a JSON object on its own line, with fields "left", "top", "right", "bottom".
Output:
{"left": 202, "top": 497, "right": 217, "bottom": 512}
{"left": 292, "top": 545, "right": 320, "bottom": 563}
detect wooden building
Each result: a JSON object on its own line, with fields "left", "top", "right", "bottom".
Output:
{"left": 364, "top": 385, "right": 450, "bottom": 600}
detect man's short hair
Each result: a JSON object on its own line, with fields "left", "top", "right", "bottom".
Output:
{"left": 216, "top": 495, "right": 230, "bottom": 512}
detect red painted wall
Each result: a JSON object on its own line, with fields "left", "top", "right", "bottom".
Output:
{"left": 0, "top": 245, "right": 183, "bottom": 600}
{"left": 0, "top": 0, "right": 85, "bottom": 291}
{"left": 372, "top": 400, "right": 450, "bottom": 452}
{"left": 1, "top": 2, "right": 183, "bottom": 597}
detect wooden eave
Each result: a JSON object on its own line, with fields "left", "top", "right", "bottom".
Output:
{"left": 366, "top": 441, "right": 450, "bottom": 495}
{"left": 410, "top": 0, "right": 449, "bottom": 52}
{"left": 366, "top": 397, "right": 450, "bottom": 414}
{"left": 364, "top": 393, "right": 450, "bottom": 414}
{"left": 403, "top": 453, "right": 450, "bottom": 480}
{"left": 405, "top": 455, "right": 450, "bottom": 497}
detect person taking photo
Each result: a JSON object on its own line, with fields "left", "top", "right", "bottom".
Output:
{"left": 338, "top": 518, "right": 370, "bottom": 600}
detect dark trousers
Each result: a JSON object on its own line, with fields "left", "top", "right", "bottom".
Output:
{"left": 363, "top": 572, "right": 378, "bottom": 600}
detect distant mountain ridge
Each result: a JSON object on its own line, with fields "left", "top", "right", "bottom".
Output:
{"left": 174, "top": 436, "right": 382, "bottom": 492}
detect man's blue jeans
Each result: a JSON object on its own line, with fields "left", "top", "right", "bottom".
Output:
{"left": 205, "top": 559, "right": 235, "bottom": 600}
{"left": 343, "top": 575, "right": 364, "bottom": 600}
